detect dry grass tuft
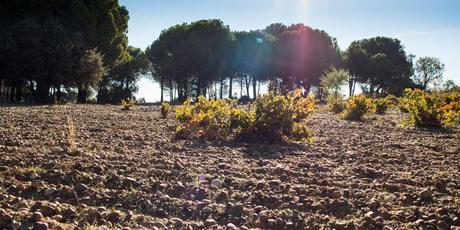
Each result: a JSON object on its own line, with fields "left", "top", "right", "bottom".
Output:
{"left": 65, "top": 115, "right": 77, "bottom": 152}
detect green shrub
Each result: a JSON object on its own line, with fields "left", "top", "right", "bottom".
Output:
{"left": 174, "top": 89, "right": 316, "bottom": 143}
{"left": 342, "top": 95, "right": 373, "bottom": 120}
{"left": 160, "top": 102, "right": 171, "bottom": 118}
{"left": 120, "top": 99, "right": 135, "bottom": 110}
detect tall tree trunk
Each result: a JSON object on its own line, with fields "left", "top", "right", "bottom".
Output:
{"left": 239, "top": 78, "right": 243, "bottom": 98}
{"left": 5, "top": 84, "right": 9, "bottom": 102}
{"left": 5, "top": 84, "right": 9, "bottom": 103}
{"left": 178, "top": 81, "right": 187, "bottom": 102}
{"left": 422, "top": 80, "right": 428, "bottom": 91}
{"left": 15, "top": 84, "right": 23, "bottom": 103}
{"left": 3, "top": 84, "right": 7, "bottom": 102}
{"left": 2, "top": 82, "right": 5, "bottom": 102}
{"left": 304, "top": 84, "right": 312, "bottom": 96}
{"left": 77, "top": 86, "right": 88, "bottom": 104}
{"left": 169, "top": 79, "right": 174, "bottom": 102}
{"left": 28, "top": 81, "right": 35, "bottom": 103}
{"left": 257, "top": 80, "right": 261, "bottom": 95}
{"left": 160, "top": 77, "right": 164, "bottom": 103}
{"left": 352, "top": 81, "right": 356, "bottom": 97}
{"left": 51, "top": 87, "right": 55, "bottom": 103}
{"left": 219, "top": 78, "right": 223, "bottom": 99}
{"left": 56, "top": 86, "right": 62, "bottom": 103}
{"left": 0, "top": 81, "right": 3, "bottom": 102}
{"left": 4, "top": 84, "right": 7, "bottom": 103}
{"left": 1, "top": 81, "right": 4, "bottom": 102}
{"left": 349, "top": 77, "right": 353, "bottom": 97}
{"left": 245, "top": 75, "right": 250, "bottom": 97}
{"left": 196, "top": 79, "right": 201, "bottom": 100}
{"left": 252, "top": 76, "right": 257, "bottom": 99}
{"left": 5, "top": 85, "right": 9, "bottom": 102}
{"left": 9, "top": 85, "right": 13, "bottom": 102}
{"left": 3, "top": 83, "right": 7, "bottom": 102}
{"left": 125, "top": 79, "right": 130, "bottom": 92}
{"left": 178, "top": 82, "right": 183, "bottom": 102}
{"left": 228, "top": 75, "right": 233, "bottom": 99}
{"left": 319, "top": 88, "right": 324, "bottom": 102}
{"left": 202, "top": 86, "right": 207, "bottom": 99}
{"left": 214, "top": 82, "right": 217, "bottom": 99}
{"left": 9, "top": 86, "right": 15, "bottom": 103}
{"left": 36, "top": 82, "right": 50, "bottom": 104}
{"left": 184, "top": 81, "right": 189, "bottom": 101}
{"left": 96, "top": 79, "right": 107, "bottom": 104}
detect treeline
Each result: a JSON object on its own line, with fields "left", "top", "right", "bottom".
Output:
{"left": 146, "top": 21, "right": 342, "bottom": 102}
{"left": 0, "top": 1, "right": 454, "bottom": 104}
{"left": 0, "top": 0, "right": 147, "bottom": 104}
{"left": 146, "top": 21, "right": 421, "bottom": 102}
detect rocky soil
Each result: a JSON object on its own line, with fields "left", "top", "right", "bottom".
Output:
{"left": 0, "top": 104, "right": 459, "bottom": 229}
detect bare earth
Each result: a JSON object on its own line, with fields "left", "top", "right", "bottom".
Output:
{"left": 0, "top": 105, "right": 459, "bottom": 229}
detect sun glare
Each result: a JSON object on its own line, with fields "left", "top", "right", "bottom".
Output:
{"left": 274, "top": 0, "right": 310, "bottom": 20}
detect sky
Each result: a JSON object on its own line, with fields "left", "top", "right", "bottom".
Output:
{"left": 119, "top": 0, "right": 460, "bottom": 102}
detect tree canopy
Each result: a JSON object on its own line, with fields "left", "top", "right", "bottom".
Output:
{"left": 345, "top": 37, "right": 414, "bottom": 96}
{"left": 414, "top": 56, "right": 445, "bottom": 90}
{"left": 274, "top": 24, "right": 341, "bottom": 92}
{"left": 146, "top": 22, "right": 341, "bottom": 102}
{"left": 97, "top": 46, "right": 148, "bottom": 103}
{"left": 146, "top": 20, "right": 234, "bottom": 102}
{"left": 0, "top": 0, "right": 130, "bottom": 103}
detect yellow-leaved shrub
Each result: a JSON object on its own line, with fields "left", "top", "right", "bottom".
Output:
{"left": 250, "top": 90, "right": 315, "bottom": 143}
{"left": 373, "top": 97, "right": 391, "bottom": 114}
{"left": 402, "top": 89, "right": 459, "bottom": 127}
{"left": 175, "top": 96, "right": 237, "bottom": 140}
{"left": 342, "top": 95, "right": 373, "bottom": 120}
{"left": 326, "top": 93, "right": 345, "bottom": 114}
{"left": 160, "top": 102, "right": 171, "bottom": 118}
{"left": 120, "top": 99, "right": 135, "bottom": 111}
{"left": 175, "top": 89, "right": 316, "bottom": 143}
